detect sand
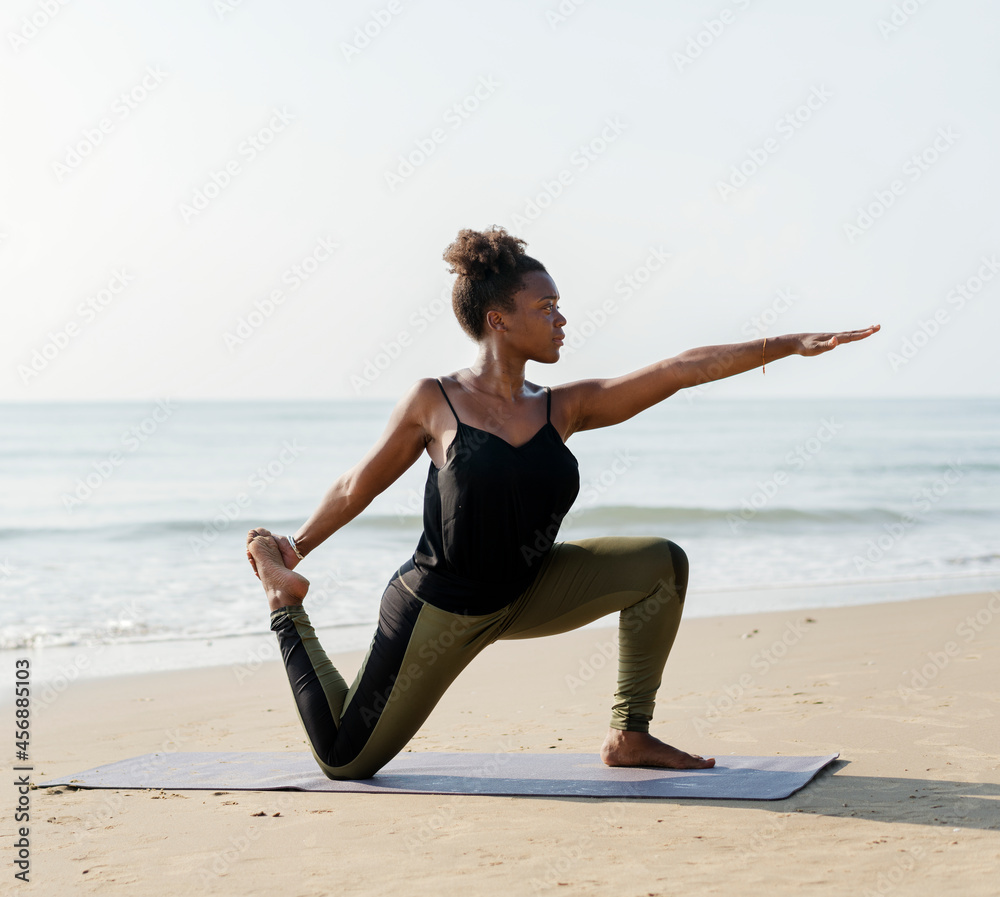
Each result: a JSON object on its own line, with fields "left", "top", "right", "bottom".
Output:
{"left": 13, "top": 590, "right": 1000, "bottom": 895}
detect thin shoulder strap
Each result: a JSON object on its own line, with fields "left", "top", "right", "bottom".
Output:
{"left": 436, "top": 379, "right": 460, "bottom": 424}
{"left": 545, "top": 386, "right": 552, "bottom": 423}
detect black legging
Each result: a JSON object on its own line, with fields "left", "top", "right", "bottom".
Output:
{"left": 271, "top": 536, "right": 688, "bottom": 779}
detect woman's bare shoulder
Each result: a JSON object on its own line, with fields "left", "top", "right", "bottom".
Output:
{"left": 398, "top": 377, "right": 447, "bottom": 412}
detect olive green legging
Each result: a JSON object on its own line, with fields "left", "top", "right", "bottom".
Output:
{"left": 270, "top": 535, "right": 687, "bottom": 780}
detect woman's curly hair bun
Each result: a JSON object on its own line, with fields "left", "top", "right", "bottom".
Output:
{"left": 443, "top": 225, "right": 528, "bottom": 281}
{"left": 443, "top": 225, "right": 547, "bottom": 341}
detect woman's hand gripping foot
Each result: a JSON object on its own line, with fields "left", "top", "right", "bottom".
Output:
{"left": 246, "top": 528, "right": 310, "bottom": 612}
{"left": 246, "top": 527, "right": 300, "bottom": 578}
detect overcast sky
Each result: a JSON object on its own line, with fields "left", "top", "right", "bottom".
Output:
{"left": 3, "top": 0, "right": 999, "bottom": 401}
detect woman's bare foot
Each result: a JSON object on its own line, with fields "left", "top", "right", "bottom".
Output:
{"left": 245, "top": 527, "right": 299, "bottom": 578}
{"left": 246, "top": 528, "right": 310, "bottom": 612}
{"left": 600, "top": 729, "right": 716, "bottom": 769}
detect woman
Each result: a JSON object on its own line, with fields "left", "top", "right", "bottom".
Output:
{"left": 246, "top": 225, "right": 879, "bottom": 780}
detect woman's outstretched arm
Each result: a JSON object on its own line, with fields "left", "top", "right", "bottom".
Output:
{"left": 248, "top": 379, "right": 437, "bottom": 575}
{"left": 558, "top": 325, "right": 880, "bottom": 434}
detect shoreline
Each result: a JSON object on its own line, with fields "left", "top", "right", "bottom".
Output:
{"left": 12, "top": 577, "right": 1000, "bottom": 686}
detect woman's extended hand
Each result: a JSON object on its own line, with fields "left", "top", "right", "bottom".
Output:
{"left": 793, "top": 324, "right": 880, "bottom": 356}
{"left": 246, "top": 528, "right": 300, "bottom": 579}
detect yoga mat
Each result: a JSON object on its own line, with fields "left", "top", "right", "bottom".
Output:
{"left": 39, "top": 751, "right": 839, "bottom": 800}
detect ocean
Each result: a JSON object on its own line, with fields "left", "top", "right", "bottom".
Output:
{"left": 2, "top": 396, "right": 998, "bottom": 683}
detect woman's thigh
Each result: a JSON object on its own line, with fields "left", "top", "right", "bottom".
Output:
{"left": 325, "top": 584, "right": 506, "bottom": 778}
{"left": 496, "top": 536, "right": 684, "bottom": 641}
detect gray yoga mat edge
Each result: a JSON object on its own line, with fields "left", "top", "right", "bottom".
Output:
{"left": 38, "top": 751, "right": 840, "bottom": 800}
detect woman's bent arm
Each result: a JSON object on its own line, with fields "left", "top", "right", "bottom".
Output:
{"left": 290, "top": 379, "right": 436, "bottom": 558}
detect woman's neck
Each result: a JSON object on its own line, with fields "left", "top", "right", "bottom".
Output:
{"left": 464, "top": 348, "right": 527, "bottom": 401}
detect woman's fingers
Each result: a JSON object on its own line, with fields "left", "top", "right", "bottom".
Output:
{"left": 809, "top": 324, "right": 879, "bottom": 352}
{"left": 838, "top": 324, "right": 880, "bottom": 341}
{"left": 799, "top": 325, "right": 876, "bottom": 355}
{"left": 246, "top": 528, "right": 267, "bottom": 578}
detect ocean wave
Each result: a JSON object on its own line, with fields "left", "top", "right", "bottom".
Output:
{"left": 280, "top": 503, "right": 992, "bottom": 531}
{"left": 0, "top": 617, "right": 377, "bottom": 652}
{"left": 4, "top": 503, "right": 997, "bottom": 539}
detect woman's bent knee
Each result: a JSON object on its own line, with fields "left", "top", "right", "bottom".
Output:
{"left": 664, "top": 540, "right": 689, "bottom": 600}
{"left": 641, "top": 538, "right": 688, "bottom": 603}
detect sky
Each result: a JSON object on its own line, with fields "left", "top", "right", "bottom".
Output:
{"left": 3, "top": 0, "right": 999, "bottom": 401}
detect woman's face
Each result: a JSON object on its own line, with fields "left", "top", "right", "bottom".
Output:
{"left": 497, "top": 271, "right": 567, "bottom": 363}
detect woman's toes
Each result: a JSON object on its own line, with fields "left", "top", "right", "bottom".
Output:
{"left": 246, "top": 527, "right": 273, "bottom": 545}
{"left": 249, "top": 534, "right": 284, "bottom": 567}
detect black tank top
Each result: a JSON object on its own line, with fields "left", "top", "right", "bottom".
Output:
{"left": 397, "top": 379, "right": 580, "bottom": 614}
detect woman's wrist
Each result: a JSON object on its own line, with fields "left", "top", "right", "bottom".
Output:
{"left": 781, "top": 333, "right": 806, "bottom": 356}
{"left": 762, "top": 333, "right": 798, "bottom": 359}
{"left": 287, "top": 533, "right": 306, "bottom": 560}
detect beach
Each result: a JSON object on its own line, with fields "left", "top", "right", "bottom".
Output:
{"left": 8, "top": 1, "right": 1000, "bottom": 891}
{"left": 22, "top": 588, "right": 999, "bottom": 896}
